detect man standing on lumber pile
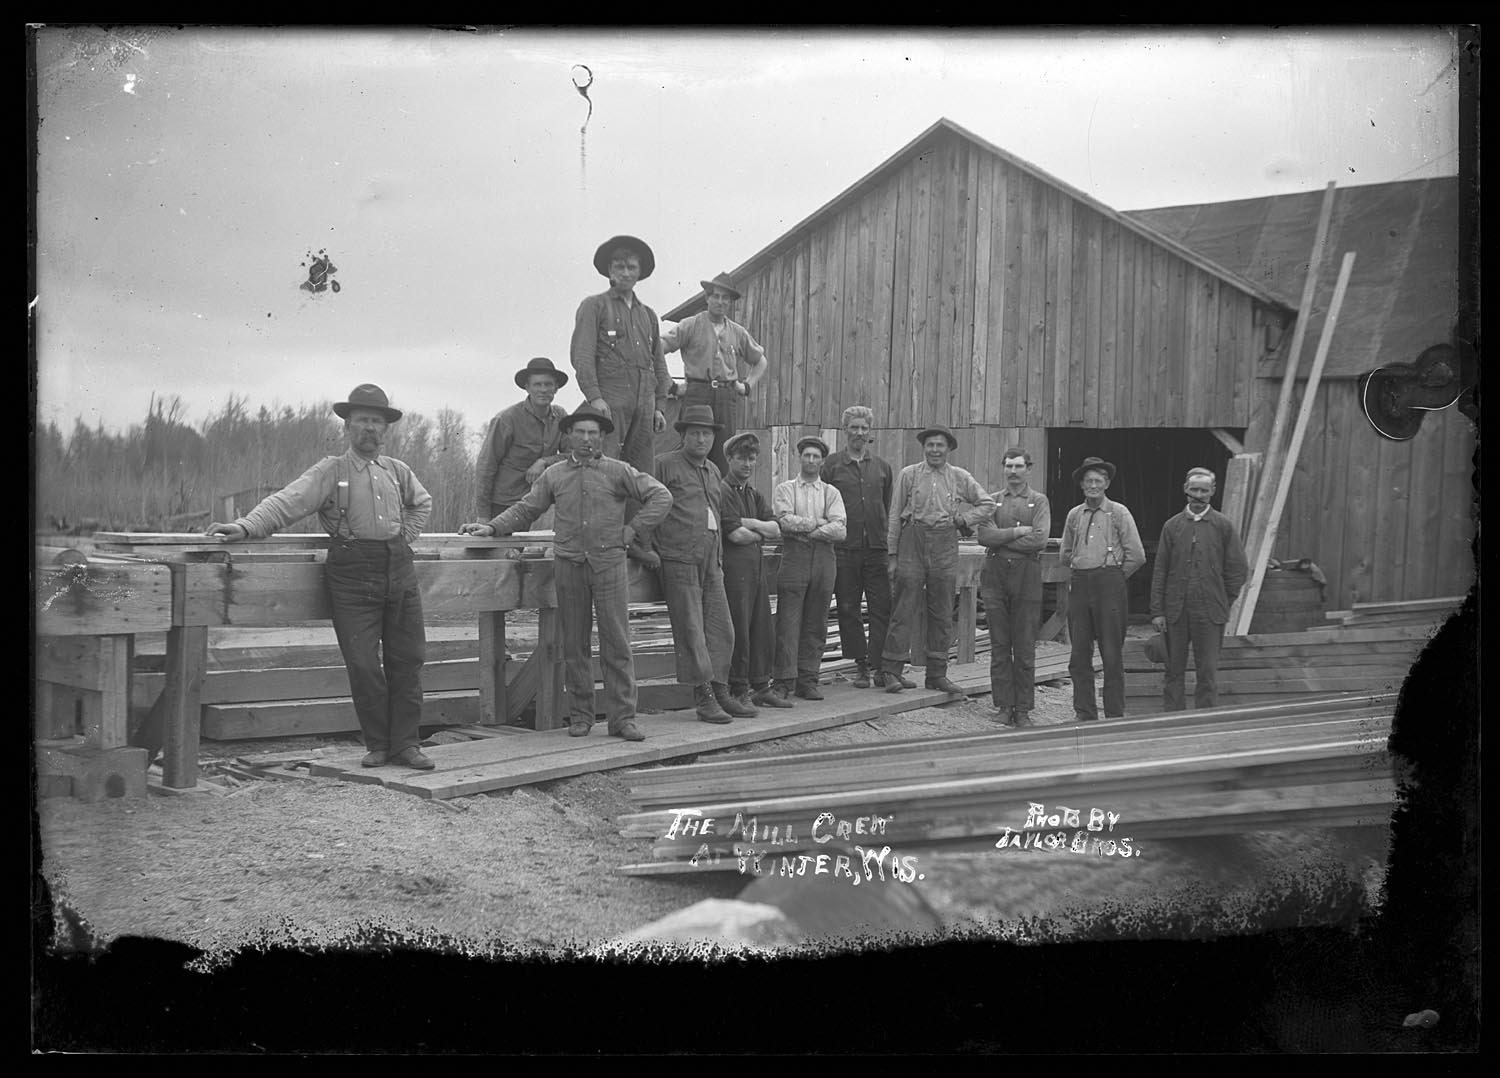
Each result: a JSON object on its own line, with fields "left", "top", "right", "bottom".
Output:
{"left": 206, "top": 384, "right": 435, "bottom": 769}
{"left": 1149, "top": 467, "right": 1248, "bottom": 711}
{"left": 569, "top": 235, "right": 673, "bottom": 473}
{"left": 661, "top": 272, "right": 769, "bottom": 476}
{"left": 475, "top": 357, "right": 571, "bottom": 520}
{"left": 769, "top": 436, "right": 848, "bottom": 704}
{"left": 458, "top": 404, "right": 672, "bottom": 741}
{"left": 821, "top": 405, "right": 895, "bottom": 689}
{"left": 1060, "top": 457, "right": 1145, "bottom": 722}
{"left": 882, "top": 426, "right": 994, "bottom": 696}
{"left": 975, "top": 446, "right": 1051, "bottom": 726}
{"left": 719, "top": 432, "right": 785, "bottom": 711}
{"left": 637, "top": 404, "right": 750, "bottom": 724}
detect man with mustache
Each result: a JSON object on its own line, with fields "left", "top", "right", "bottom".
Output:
{"left": 475, "top": 357, "right": 571, "bottom": 520}
{"left": 207, "top": 384, "right": 435, "bottom": 770}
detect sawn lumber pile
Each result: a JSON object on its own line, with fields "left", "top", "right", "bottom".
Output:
{"left": 615, "top": 692, "right": 1398, "bottom": 876}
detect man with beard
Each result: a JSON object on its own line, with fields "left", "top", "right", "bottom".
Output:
{"left": 475, "top": 357, "right": 571, "bottom": 519}
{"left": 820, "top": 405, "right": 897, "bottom": 689}
{"left": 207, "top": 385, "right": 434, "bottom": 769}
{"left": 718, "top": 432, "right": 785, "bottom": 710}
{"left": 1150, "top": 467, "right": 1248, "bottom": 711}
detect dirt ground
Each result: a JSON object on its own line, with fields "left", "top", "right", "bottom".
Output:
{"left": 34, "top": 663, "right": 1392, "bottom": 960}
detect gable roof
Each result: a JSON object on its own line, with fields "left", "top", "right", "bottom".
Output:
{"left": 665, "top": 116, "right": 1290, "bottom": 322}
{"left": 1126, "top": 177, "right": 1460, "bottom": 378}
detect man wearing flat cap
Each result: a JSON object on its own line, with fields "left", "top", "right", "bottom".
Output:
{"left": 475, "top": 357, "right": 571, "bottom": 520}
{"left": 635, "top": 404, "right": 748, "bottom": 724}
{"left": 719, "top": 431, "right": 783, "bottom": 710}
{"left": 460, "top": 404, "right": 672, "bottom": 742}
{"left": 1060, "top": 456, "right": 1146, "bottom": 722}
{"left": 661, "top": 272, "right": 770, "bottom": 475}
{"left": 882, "top": 426, "right": 994, "bottom": 696}
{"left": 207, "top": 385, "right": 435, "bottom": 770}
{"left": 1150, "top": 467, "right": 1248, "bottom": 712}
{"left": 569, "top": 235, "right": 674, "bottom": 474}
{"left": 769, "top": 435, "right": 848, "bottom": 703}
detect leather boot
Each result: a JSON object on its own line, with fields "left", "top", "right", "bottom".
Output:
{"left": 925, "top": 671, "right": 963, "bottom": 695}
{"left": 752, "top": 683, "right": 793, "bottom": 708}
{"left": 693, "top": 683, "right": 733, "bottom": 724}
{"left": 1011, "top": 710, "right": 1034, "bottom": 727}
{"left": 852, "top": 662, "right": 871, "bottom": 689}
{"left": 794, "top": 677, "right": 824, "bottom": 701}
{"left": 713, "top": 682, "right": 758, "bottom": 718}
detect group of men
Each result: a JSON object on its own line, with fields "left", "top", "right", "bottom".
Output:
{"left": 206, "top": 231, "right": 1251, "bottom": 768}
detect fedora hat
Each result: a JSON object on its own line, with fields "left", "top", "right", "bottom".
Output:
{"left": 723, "top": 431, "right": 760, "bottom": 458}
{"left": 700, "top": 271, "right": 741, "bottom": 300}
{"left": 1143, "top": 633, "right": 1169, "bottom": 665}
{"left": 796, "top": 436, "right": 830, "bottom": 458}
{"left": 674, "top": 403, "right": 723, "bottom": 433}
{"left": 514, "top": 356, "right": 569, "bottom": 390}
{"left": 333, "top": 384, "right": 402, "bottom": 423}
{"left": 559, "top": 403, "right": 614, "bottom": 436}
{"left": 1072, "top": 456, "right": 1117, "bottom": 484}
{"left": 593, "top": 235, "right": 656, "bottom": 280}
{"left": 917, "top": 425, "right": 958, "bottom": 450}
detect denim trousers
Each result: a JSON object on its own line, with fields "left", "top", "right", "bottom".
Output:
{"left": 554, "top": 556, "right": 637, "bottom": 731}
{"left": 596, "top": 364, "right": 658, "bottom": 474}
{"left": 883, "top": 523, "right": 958, "bottom": 677}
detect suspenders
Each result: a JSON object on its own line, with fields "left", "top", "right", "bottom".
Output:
{"left": 331, "top": 456, "right": 354, "bottom": 542}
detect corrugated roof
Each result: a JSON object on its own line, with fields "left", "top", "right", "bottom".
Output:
{"left": 1126, "top": 177, "right": 1460, "bottom": 378}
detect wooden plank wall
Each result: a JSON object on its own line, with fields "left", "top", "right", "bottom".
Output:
{"left": 736, "top": 129, "right": 1270, "bottom": 436}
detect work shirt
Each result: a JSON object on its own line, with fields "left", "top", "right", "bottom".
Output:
{"left": 975, "top": 485, "right": 1052, "bottom": 556}
{"left": 1060, "top": 496, "right": 1146, "bottom": 577}
{"left": 773, "top": 475, "right": 848, "bottom": 544}
{"left": 236, "top": 449, "right": 431, "bottom": 544}
{"left": 475, "top": 399, "right": 569, "bottom": 515}
{"left": 1150, "top": 506, "right": 1249, "bottom": 624}
{"left": 569, "top": 289, "right": 673, "bottom": 410}
{"left": 820, "top": 449, "right": 894, "bottom": 551}
{"left": 720, "top": 477, "right": 774, "bottom": 568}
{"left": 887, "top": 463, "right": 995, "bottom": 551}
{"left": 661, "top": 312, "right": 767, "bottom": 384}
{"left": 647, "top": 449, "right": 726, "bottom": 563}
{"left": 488, "top": 453, "right": 671, "bottom": 570}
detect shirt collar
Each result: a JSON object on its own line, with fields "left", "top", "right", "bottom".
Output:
{"left": 1001, "top": 484, "right": 1033, "bottom": 500}
{"left": 795, "top": 473, "right": 823, "bottom": 487}
{"left": 345, "top": 448, "right": 381, "bottom": 472}
{"left": 1081, "top": 495, "right": 1112, "bottom": 514}
{"left": 1185, "top": 504, "right": 1210, "bottom": 521}
{"left": 566, "top": 452, "right": 596, "bottom": 468}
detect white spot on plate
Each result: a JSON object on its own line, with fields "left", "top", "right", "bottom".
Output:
{"left": 123, "top": 74, "right": 137, "bottom": 94}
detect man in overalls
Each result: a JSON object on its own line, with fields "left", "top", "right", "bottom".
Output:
{"left": 207, "top": 384, "right": 434, "bottom": 769}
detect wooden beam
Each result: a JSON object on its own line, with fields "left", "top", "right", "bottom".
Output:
{"left": 478, "top": 612, "right": 508, "bottom": 726}
{"left": 1210, "top": 428, "right": 1245, "bottom": 456}
{"left": 1220, "top": 452, "right": 1261, "bottom": 540}
{"left": 160, "top": 625, "right": 207, "bottom": 788}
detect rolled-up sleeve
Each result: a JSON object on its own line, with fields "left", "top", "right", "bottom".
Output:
{"left": 237, "top": 458, "right": 335, "bottom": 538}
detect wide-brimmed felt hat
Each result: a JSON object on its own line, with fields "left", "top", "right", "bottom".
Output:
{"left": 674, "top": 403, "right": 723, "bottom": 433}
{"left": 723, "top": 432, "right": 760, "bottom": 458}
{"left": 1072, "top": 456, "right": 1116, "bottom": 484}
{"left": 1143, "top": 633, "right": 1169, "bottom": 665}
{"left": 796, "top": 436, "right": 830, "bottom": 458}
{"left": 514, "top": 356, "right": 569, "bottom": 390}
{"left": 333, "top": 384, "right": 402, "bottom": 423}
{"left": 917, "top": 425, "right": 958, "bottom": 450}
{"left": 559, "top": 403, "right": 614, "bottom": 435}
{"left": 593, "top": 235, "right": 655, "bottom": 280}
{"left": 700, "top": 271, "right": 741, "bottom": 300}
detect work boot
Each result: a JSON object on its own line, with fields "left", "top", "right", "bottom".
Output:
{"left": 872, "top": 670, "right": 888, "bottom": 688}
{"left": 693, "top": 683, "right": 733, "bottom": 724}
{"left": 568, "top": 719, "right": 592, "bottom": 737}
{"left": 794, "top": 678, "right": 824, "bottom": 701}
{"left": 1011, "top": 710, "right": 1033, "bottom": 727}
{"left": 852, "top": 662, "right": 872, "bottom": 689}
{"left": 884, "top": 665, "right": 908, "bottom": 693}
{"left": 713, "top": 682, "right": 759, "bottom": 718}
{"left": 751, "top": 683, "right": 793, "bottom": 709}
{"left": 390, "top": 747, "right": 435, "bottom": 771}
{"left": 925, "top": 674, "right": 964, "bottom": 695}
{"left": 360, "top": 751, "right": 387, "bottom": 768}
{"left": 609, "top": 720, "right": 645, "bottom": 742}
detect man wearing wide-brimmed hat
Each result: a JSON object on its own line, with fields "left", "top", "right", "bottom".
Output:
{"left": 475, "top": 357, "right": 571, "bottom": 519}
{"left": 460, "top": 403, "right": 672, "bottom": 742}
{"left": 635, "top": 403, "right": 747, "bottom": 724}
{"left": 881, "top": 425, "right": 994, "bottom": 697}
{"left": 768, "top": 435, "right": 848, "bottom": 703}
{"left": 1059, "top": 456, "right": 1146, "bottom": 722}
{"left": 208, "top": 385, "right": 436, "bottom": 770}
{"left": 569, "top": 235, "right": 674, "bottom": 474}
{"left": 661, "top": 271, "right": 770, "bottom": 475}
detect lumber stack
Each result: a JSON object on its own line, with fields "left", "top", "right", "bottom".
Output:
{"left": 615, "top": 693, "right": 1398, "bottom": 876}
{"left": 1320, "top": 596, "right": 1463, "bottom": 631}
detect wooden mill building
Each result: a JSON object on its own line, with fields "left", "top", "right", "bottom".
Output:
{"left": 661, "top": 118, "right": 1474, "bottom": 612}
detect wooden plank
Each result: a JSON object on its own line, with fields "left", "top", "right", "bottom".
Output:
{"left": 930, "top": 136, "right": 959, "bottom": 426}
{"left": 1165, "top": 256, "right": 1188, "bottom": 427}
{"left": 956, "top": 584, "right": 978, "bottom": 665}
{"left": 889, "top": 162, "right": 915, "bottom": 431}
{"left": 1111, "top": 233, "right": 1135, "bottom": 427}
{"left": 477, "top": 611, "right": 508, "bottom": 725}
{"left": 848, "top": 190, "right": 875, "bottom": 425}
{"left": 822, "top": 215, "right": 848, "bottom": 427}
{"left": 1435, "top": 408, "right": 1478, "bottom": 600}
{"left": 969, "top": 151, "right": 994, "bottom": 425}
{"left": 955, "top": 143, "right": 980, "bottom": 426}
{"left": 989, "top": 161, "right": 1019, "bottom": 426}
{"left": 1066, "top": 203, "right": 1088, "bottom": 424}
{"left": 870, "top": 177, "right": 898, "bottom": 423}
{"left": 1048, "top": 188, "right": 1072, "bottom": 428}
{"left": 1146, "top": 245, "right": 1169, "bottom": 426}
{"left": 1314, "top": 387, "right": 1350, "bottom": 609}
{"left": 1080, "top": 208, "right": 1103, "bottom": 426}
{"left": 1097, "top": 218, "right": 1119, "bottom": 429}
{"left": 202, "top": 690, "right": 480, "bottom": 740}
{"left": 1184, "top": 270, "right": 1207, "bottom": 426}
{"left": 1201, "top": 278, "right": 1223, "bottom": 427}
{"left": 35, "top": 561, "right": 174, "bottom": 636}
{"left": 160, "top": 625, "right": 207, "bottom": 789}
{"left": 1220, "top": 453, "right": 1260, "bottom": 540}
{"left": 534, "top": 608, "right": 566, "bottom": 731}
{"left": 905, "top": 148, "right": 934, "bottom": 430}
{"left": 1370, "top": 425, "right": 1412, "bottom": 602}
{"left": 1285, "top": 379, "right": 1324, "bottom": 561}
{"left": 1401, "top": 404, "right": 1446, "bottom": 601}
{"left": 791, "top": 244, "right": 810, "bottom": 430}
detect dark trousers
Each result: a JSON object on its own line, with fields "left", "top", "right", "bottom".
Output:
{"left": 723, "top": 548, "right": 773, "bottom": 693}
{"left": 661, "top": 543, "right": 735, "bottom": 685}
{"left": 597, "top": 364, "right": 658, "bottom": 474}
{"left": 324, "top": 537, "right": 426, "bottom": 755}
{"left": 883, "top": 523, "right": 958, "bottom": 677}
{"left": 681, "top": 380, "right": 740, "bottom": 477}
{"left": 773, "top": 539, "right": 836, "bottom": 684}
{"left": 555, "top": 556, "right": 636, "bottom": 731}
{"left": 980, "top": 554, "right": 1042, "bottom": 712}
{"left": 1068, "top": 566, "right": 1128, "bottom": 719}
{"left": 1163, "top": 608, "right": 1227, "bottom": 711}
{"left": 834, "top": 547, "right": 891, "bottom": 669}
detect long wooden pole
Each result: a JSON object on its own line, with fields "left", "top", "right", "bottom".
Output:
{"left": 1230, "top": 181, "right": 1337, "bottom": 631}
{"left": 1231, "top": 252, "right": 1357, "bottom": 635}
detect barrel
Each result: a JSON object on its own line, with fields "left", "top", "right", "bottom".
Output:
{"left": 1248, "top": 565, "right": 1325, "bottom": 634}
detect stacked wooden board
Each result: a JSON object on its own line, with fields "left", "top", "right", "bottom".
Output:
{"left": 1320, "top": 596, "right": 1464, "bottom": 631}
{"left": 616, "top": 692, "right": 1398, "bottom": 876}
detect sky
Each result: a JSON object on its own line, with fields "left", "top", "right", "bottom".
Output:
{"left": 32, "top": 26, "right": 1462, "bottom": 448}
